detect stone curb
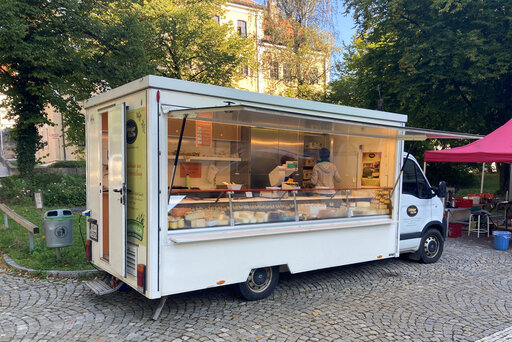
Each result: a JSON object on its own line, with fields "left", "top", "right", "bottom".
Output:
{"left": 3, "top": 253, "right": 104, "bottom": 278}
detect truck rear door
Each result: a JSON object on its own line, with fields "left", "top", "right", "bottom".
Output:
{"left": 108, "top": 104, "right": 127, "bottom": 277}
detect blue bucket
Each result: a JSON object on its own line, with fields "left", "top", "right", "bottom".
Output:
{"left": 493, "top": 231, "right": 511, "bottom": 250}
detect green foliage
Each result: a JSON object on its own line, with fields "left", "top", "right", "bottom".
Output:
{"left": 139, "top": 0, "right": 256, "bottom": 86}
{"left": 47, "top": 160, "right": 86, "bottom": 169}
{"left": 455, "top": 173, "right": 500, "bottom": 198}
{"left": 330, "top": 0, "right": 512, "bottom": 191}
{"left": 332, "top": 0, "right": 512, "bottom": 134}
{"left": 0, "top": 174, "right": 86, "bottom": 207}
{"left": 0, "top": 204, "right": 93, "bottom": 270}
{"left": 284, "top": 84, "right": 329, "bottom": 101}
{"left": 406, "top": 140, "right": 478, "bottom": 189}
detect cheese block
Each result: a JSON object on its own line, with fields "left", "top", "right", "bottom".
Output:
{"left": 191, "top": 218, "right": 206, "bottom": 228}
{"left": 185, "top": 210, "right": 205, "bottom": 221}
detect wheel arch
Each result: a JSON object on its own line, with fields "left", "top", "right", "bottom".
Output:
{"left": 422, "top": 220, "right": 447, "bottom": 239}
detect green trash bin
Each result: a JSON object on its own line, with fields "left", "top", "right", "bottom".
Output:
{"left": 43, "top": 209, "right": 73, "bottom": 248}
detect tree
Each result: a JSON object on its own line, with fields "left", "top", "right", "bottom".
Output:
{"left": 330, "top": 0, "right": 512, "bottom": 191}
{"left": 262, "top": 0, "right": 334, "bottom": 99}
{"left": 0, "top": 0, "right": 255, "bottom": 179}
{"left": 0, "top": 0, "right": 156, "bottom": 178}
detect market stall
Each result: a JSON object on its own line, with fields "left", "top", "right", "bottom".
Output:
{"left": 425, "top": 118, "right": 512, "bottom": 233}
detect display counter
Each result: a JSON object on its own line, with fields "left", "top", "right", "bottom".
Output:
{"left": 166, "top": 111, "right": 398, "bottom": 232}
{"left": 168, "top": 188, "right": 392, "bottom": 230}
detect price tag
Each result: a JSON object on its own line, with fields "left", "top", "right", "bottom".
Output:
{"left": 245, "top": 192, "right": 253, "bottom": 198}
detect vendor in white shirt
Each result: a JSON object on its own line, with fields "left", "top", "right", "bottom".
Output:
{"left": 311, "top": 148, "right": 341, "bottom": 195}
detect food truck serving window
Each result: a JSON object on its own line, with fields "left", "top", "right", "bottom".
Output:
{"left": 165, "top": 105, "right": 397, "bottom": 231}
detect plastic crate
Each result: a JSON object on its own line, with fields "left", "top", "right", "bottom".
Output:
{"left": 454, "top": 198, "right": 473, "bottom": 208}
{"left": 448, "top": 223, "right": 462, "bottom": 238}
{"left": 468, "top": 193, "right": 494, "bottom": 199}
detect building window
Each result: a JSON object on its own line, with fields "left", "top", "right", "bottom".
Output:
{"left": 283, "top": 64, "right": 293, "bottom": 82}
{"left": 237, "top": 20, "right": 247, "bottom": 37}
{"left": 270, "top": 61, "right": 279, "bottom": 80}
{"left": 242, "top": 66, "right": 249, "bottom": 76}
{"left": 214, "top": 15, "right": 220, "bottom": 24}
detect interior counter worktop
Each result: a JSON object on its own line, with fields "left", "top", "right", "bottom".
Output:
{"left": 170, "top": 193, "right": 378, "bottom": 204}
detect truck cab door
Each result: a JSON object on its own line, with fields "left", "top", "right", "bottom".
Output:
{"left": 108, "top": 104, "right": 127, "bottom": 277}
{"left": 399, "top": 158, "right": 433, "bottom": 252}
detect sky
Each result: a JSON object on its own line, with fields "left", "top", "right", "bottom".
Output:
{"left": 333, "top": 9, "right": 357, "bottom": 48}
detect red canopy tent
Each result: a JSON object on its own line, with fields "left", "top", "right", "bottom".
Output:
{"left": 425, "top": 118, "right": 512, "bottom": 163}
{"left": 425, "top": 118, "right": 512, "bottom": 197}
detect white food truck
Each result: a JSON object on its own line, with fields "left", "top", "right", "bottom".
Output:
{"left": 83, "top": 75, "right": 464, "bottom": 319}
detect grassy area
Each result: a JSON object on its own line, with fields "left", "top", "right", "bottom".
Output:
{"left": 0, "top": 204, "right": 93, "bottom": 271}
{"left": 454, "top": 173, "right": 501, "bottom": 198}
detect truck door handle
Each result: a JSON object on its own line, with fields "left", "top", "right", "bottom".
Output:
{"left": 113, "top": 184, "right": 127, "bottom": 204}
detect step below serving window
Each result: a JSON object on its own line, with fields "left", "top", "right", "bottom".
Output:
{"left": 166, "top": 107, "right": 398, "bottom": 230}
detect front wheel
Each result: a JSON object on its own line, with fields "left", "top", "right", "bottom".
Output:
{"left": 418, "top": 228, "right": 444, "bottom": 263}
{"left": 236, "top": 266, "right": 279, "bottom": 301}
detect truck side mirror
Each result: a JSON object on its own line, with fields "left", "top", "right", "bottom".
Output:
{"left": 437, "top": 181, "right": 447, "bottom": 198}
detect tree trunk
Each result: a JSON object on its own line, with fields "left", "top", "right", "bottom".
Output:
{"left": 15, "top": 112, "right": 40, "bottom": 180}
{"left": 499, "top": 163, "right": 510, "bottom": 196}
{"left": 11, "top": 76, "right": 45, "bottom": 180}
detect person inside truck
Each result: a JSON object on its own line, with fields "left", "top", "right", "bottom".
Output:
{"left": 311, "top": 148, "right": 341, "bottom": 195}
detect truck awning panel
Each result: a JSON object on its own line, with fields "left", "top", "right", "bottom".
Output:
{"left": 162, "top": 104, "right": 481, "bottom": 142}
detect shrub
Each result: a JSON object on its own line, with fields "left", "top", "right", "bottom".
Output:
{"left": 47, "top": 160, "right": 85, "bottom": 168}
{"left": 0, "top": 174, "right": 86, "bottom": 207}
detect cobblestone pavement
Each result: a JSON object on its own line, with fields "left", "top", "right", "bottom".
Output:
{"left": 2, "top": 235, "right": 512, "bottom": 341}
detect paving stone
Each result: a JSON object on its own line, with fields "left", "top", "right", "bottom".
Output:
{"left": 2, "top": 235, "right": 512, "bottom": 341}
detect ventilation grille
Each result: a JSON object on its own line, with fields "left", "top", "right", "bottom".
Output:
{"left": 126, "top": 244, "right": 137, "bottom": 277}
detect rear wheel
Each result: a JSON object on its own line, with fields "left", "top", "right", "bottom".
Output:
{"left": 418, "top": 228, "right": 444, "bottom": 263}
{"left": 237, "top": 266, "right": 279, "bottom": 301}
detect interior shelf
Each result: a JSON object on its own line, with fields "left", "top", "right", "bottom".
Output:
{"left": 168, "top": 155, "right": 241, "bottom": 162}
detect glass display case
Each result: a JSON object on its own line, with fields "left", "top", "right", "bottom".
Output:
{"left": 167, "top": 107, "right": 397, "bottom": 231}
{"left": 168, "top": 188, "right": 393, "bottom": 230}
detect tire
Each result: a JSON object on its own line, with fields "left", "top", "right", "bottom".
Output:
{"left": 236, "top": 266, "right": 279, "bottom": 301}
{"left": 418, "top": 228, "right": 444, "bottom": 263}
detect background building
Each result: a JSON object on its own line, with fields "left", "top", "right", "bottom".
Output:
{"left": 36, "top": 106, "right": 81, "bottom": 163}
{"left": 221, "top": 0, "right": 330, "bottom": 95}
{"left": 0, "top": 94, "right": 15, "bottom": 160}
